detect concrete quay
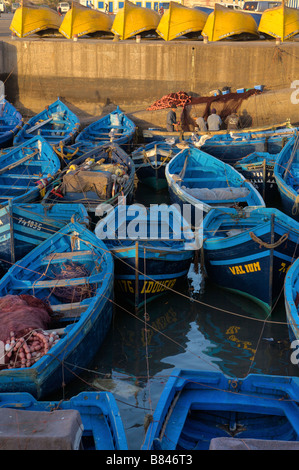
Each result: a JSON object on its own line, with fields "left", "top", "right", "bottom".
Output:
{"left": 0, "top": 32, "right": 299, "bottom": 131}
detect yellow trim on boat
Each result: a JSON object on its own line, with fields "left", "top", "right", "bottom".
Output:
{"left": 156, "top": 1, "right": 208, "bottom": 41}
{"left": 111, "top": 0, "right": 160, "bottom": 40}
{"left": 9, "top": 5, "right": 62, "bottom": 38}
{"left": 202, "top": 3, "right": 259, "bottom": 42}
{"left": 59, "top": 2, "right": 113, "bottom": 39}
{"left": 258, "top": 3, "right": 299, "bottom": 41}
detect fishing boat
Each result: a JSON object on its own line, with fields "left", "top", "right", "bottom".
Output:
{"left": 76, "top": 106, "right": 136, "bottom": 149}
{"left": 0, "top": 202, "right": 89, "bottom": 271}
{"left": 43, "top": 142, "right": 135, "bottom": 219}
{"left": 142, "top": 368, "right": 299, "bottom": 450}
{"left": 201, "top": 206, "right": 299, "bottom": 312}
{"left": 165, "top": 146, "right": 265, "bottom": 224}
{"left": 284, "top": 256, "right": 299, "bottom": 344}
{"left": 0, "top": 221, "right": 114, "bottom": 399}
{"left": 258, "top": 3, "right": 299, "bottom": 41}
{"left": 10, "top": 4, "right": 62, "bottom": 38}
{"left": 132, "top": 140, "right": 182, "bottom": 190}
{"left": 59, "top": 2, "right": 114, "bottom": 39}
{"left": 156, "top": 2, "right": 208, "bottom": 41}
{"left": 191, "top": 126, "right": 295, "bottom": 164}
{"left": 0, "top": 136, "right": 60, "bottom": 206}
{"left": 144, "top": 123, "right": 295, "bottom": 164}
{"left": 111, "top": 0, "right": 160, "bottom": 40}
{"left": 274, "top": 135, "right": 299, "bottom": 220}
{"left": 14, "top": 98, "right": 80, "bottom": 147}
{"left": 0, "top": 99, "right": 22, "bottom": 148}
{"left": 0, "top": 391, "right": 128, "bottom": 450}
{"left": 95, "top": 204, "right": 195, "bottom": 308}
{"left": 201, "top": 3, "right": 259, "bottom": 41}
{"left": 235, "top": 150, "right": 279, "bottom": 203}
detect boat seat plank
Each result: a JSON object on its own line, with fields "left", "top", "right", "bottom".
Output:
{"left": 11, "top": 273, "right": 103, "bottom": 289}
{"left": 41, "top": 250, "right": 96, "bottom": 262}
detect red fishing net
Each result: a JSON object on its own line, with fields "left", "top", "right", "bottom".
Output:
{"left": 147, "top": 89, "right": 261, "bottom": 131}
{"left": 0, "top": 294, "right": 58, "bottom": 369}
{"left": 0, "top": 295, "right": 52, "bottom": 342}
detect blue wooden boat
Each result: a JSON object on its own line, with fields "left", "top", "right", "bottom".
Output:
{"left": 190, "top": 126, "right": 295, "bottom": 164}
{"left": 132, "top": 141, "right": 182, "bottom": 190}
{"left": 14, "top": 98, "right": 80, "bottom": 147}
{"left": 142, "top": 368, "right": 299, "bottom": 450}
{"left": 95, "top": 204, "right": 194, "bottom": 308}
{"left": 235, "top": 150, "right": 279, "bottom": 203}
{"left": 0, "top": 202, "right": 89, "bottom": 271}
{"left": 76, "top": 106, "right": 136, "bottom": 150}
{"left": 43, "top": 142, "right": 135, "bottom": 219}
{"left": 0, "top": 391, "right": 128, "bottom": 450}
{"left": 285, "top": 256, "right": 299, "bottom": 345}
{"left": 0, "top": 221, "right": 114, "bottom": 399}
{"left": 201, "top": 207, "right": 299, "bottom": 312}
{"left": 274, "top": 135, "right": 299, "bottom": 220}
{"left": 0, "top": 136, "right": 60, "bottom": 206}
{"left": 165, "top": 146, "right": 265, "bottom": 225}
{"left": 0, "top": 99, "right": 22, "bottom": 148}
{"left": 144, "top": 123, "right": 295, "bottom": 164}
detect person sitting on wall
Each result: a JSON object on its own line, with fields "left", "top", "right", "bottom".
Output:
{"left": 207, "top": 108, "right": 222, "bottom": 131}
{"left": 195, "top": 115, "right": 207, "bottom": 132}
{"left": 225, "top": 112, "right": 240, "bottom": 130}
{"left": 166, "top": 106, "right": 179, "bottom": 132}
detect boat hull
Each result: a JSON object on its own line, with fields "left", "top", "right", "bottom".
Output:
{"left": 10, "top": 5, "right": 62, "bottom": 38}
{"left": 157, "top": 3, "right": 208, "bottom": 41}
{"left": 111, "top": 0, "right": 160, "bottom": 39}
{"left": 285, "top": 257, "right": 299, "bottom": 347}
{"left": 0, "top": 203, "right": 89, "bottom": 271}
{"left": 202, "top": 208, "right": 299, "bottom": 311}
{"left": 59, "top": 3, "right": 113, "bottom": 38}
{"left": 258, "top": 4, "right": 299, "bottom": 41}
{"left": 235, "top": 151, "right": 279, "bottom": 204}
{"left": 0, "top": 222, "right": 114, "bottom": 399}
{"left": 0, "top": 391, "right": 128, "bottom": 450}
{"left": 142, "top": 368, "right": 299, "bottom": 450}
{"left": 112, "top": 245, "right": 193, "bottom": 307}
{"left": 274, "top": 136, "right": 299, "bottom": 221}
{"left": 202, "top": 3, "right": 259, "bottom": 41}
{"left": 14, "top": 98, "right": 80, "bottom": 147}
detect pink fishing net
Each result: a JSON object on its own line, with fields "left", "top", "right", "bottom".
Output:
{"left": 0, "top": 295, "right": 52, "bottom": 342}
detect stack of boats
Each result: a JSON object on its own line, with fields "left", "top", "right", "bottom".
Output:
{"left": 0, "top": 94, "right": 299, "bottom": 449}
{"left": 9, "top": 1, "right": 299, "bottom": 42}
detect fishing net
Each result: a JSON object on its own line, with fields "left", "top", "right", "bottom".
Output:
{"left": 147, "top": 89, "right": 261, "bottom": 131}
{"left": 0, "top": 294, "right": 52, "bottom": 343}
{"left": 51, "top": 261, "right": 95, "bottom": 303}
{"left": 0, "top": 294, "right": 58, "bottom": 369}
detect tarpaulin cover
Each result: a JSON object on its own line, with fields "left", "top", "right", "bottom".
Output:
{"left": 61, "top": 170, "right": 112, "bottom": 199}
{"left": 0, "top": 408, "right": 84, "bottom": 450}
{"left": 209, "top": 437, "right": 299, "bottom": 450}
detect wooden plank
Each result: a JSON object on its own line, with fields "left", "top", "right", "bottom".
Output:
{"left": 26, "top": 117, "right": 53, "bottom": 134}
{"left": 13, "top": 273, "right": 102, "bottom": 289}
{"left": 0, "top": 151, "right": 38, "bottom": 176}
{"left": 42, "top": 250, "right": 95, "bottom": 262}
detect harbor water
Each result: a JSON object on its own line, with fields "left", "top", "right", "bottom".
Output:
{"left": 49, "top": 179, "right": 299, "bottom": 451}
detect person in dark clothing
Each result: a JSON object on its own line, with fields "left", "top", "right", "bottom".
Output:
{"left": 166, "top": 106, "right": 178, "bottom": 132}
{"left": 225, "top": 113, "right": 240, "bottom": 130}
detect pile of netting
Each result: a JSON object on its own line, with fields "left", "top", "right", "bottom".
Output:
{"left": 146, "top": 91, "right": 192, "bottom": 111}
{"left": 51, "top": 261, "right": 95, "bottom": 303}
{"left": 147, "top": 89, "right": 261, "bottom": 131}
{"left": 0, "top": 294, "right": 59, "bottom": 370}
